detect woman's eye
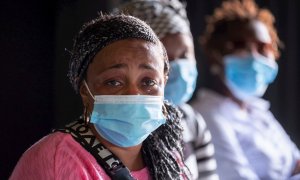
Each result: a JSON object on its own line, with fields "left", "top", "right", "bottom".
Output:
{"left": 142, "top": 78, "right": 157, "bottom": 87}
{"left": 106, "top": 80, "right": 122, "bottom": 87}
{"left": 180, "top": 51, "right": 188, "bottom": 59}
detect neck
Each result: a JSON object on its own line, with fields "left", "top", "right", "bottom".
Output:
{"left": 210, "top": 74, "right": 246, "bottom": 109}
{"left": 90, "top": 125, "right": 145, "bottom": 171}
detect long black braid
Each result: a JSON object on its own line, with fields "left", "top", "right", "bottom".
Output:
{"left": 143, "top": 101, "right": 191, "bottom": 180}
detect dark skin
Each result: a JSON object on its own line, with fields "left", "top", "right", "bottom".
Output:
{"left": 216, "top": 25, "right": 300, "bottom": 175}
{"left": 160, "top": 33, "right": 196, "bottom": 62}
{"left": 206, "top": 19, "right": 300, "bottom": 176}
{"left": 208, "top": 21, "right": 276, "bottom": 109}
{"left": 294, "top": 160, "right": 300, "bottom": 175}
{"left": 79, "top": 39, "right": 166, "bottom": 171}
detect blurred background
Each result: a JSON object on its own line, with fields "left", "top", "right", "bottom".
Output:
{"left": 1, "top": 0, "right": 299, "bottom": 178}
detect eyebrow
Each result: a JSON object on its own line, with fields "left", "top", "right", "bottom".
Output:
{"left": 106, "top": 63, "right": 127, "bottom": 70}
{"left": 106, "top": 63, "right": 157, "bottom": 71}
{"left": 139, "top": 63, "right": 157, "bottom": 71}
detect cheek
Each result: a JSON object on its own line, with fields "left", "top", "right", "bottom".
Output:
{"left": 156, "top": 75, "right": 167, "bottom": 96}
{"left": 145, "top": 86, "right": 164, "bottom": 97}
{"left": 157, "top": 83, "right": 165, "bottom": 96}
{"left": 266, "top": 51, "right": 275, "bottom": 59}
{"left": 143, "top": 77, "right": 165, "bottom": 96}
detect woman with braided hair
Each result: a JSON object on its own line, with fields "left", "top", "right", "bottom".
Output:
{"left": 191, "top": 0, "right": 300, "bottom": 179}
{"left": 10, "top": 14, "right": 190, "bottom": 179}
{"left": 119, "top": 1, "right": 218, "bottom": 179}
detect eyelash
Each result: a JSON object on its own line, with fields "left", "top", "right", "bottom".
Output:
{"left": 105, "top": 79, "right": 123, "bottom": 87}
{"left": 104, "top": 78, "right": 157, "bottom": 87}
{"left": 142, "top": 78, "right": 157, "bottom": 87}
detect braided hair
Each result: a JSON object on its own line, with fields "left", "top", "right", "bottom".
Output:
{"left": 143, "top": 101, "right": 190, "bottom": 179}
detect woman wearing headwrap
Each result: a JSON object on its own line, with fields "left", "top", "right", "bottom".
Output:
{"left": 10, "top": 14, "right": 190, "bottom": 179}
{"left": 191, "top": 0, "right": 300, "bottom": 179}
{"left": 120, "top": 1, "right": 218, "bottom": 179}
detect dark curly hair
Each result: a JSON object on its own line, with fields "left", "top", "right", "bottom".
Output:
{"left": 201, "top": 0, "right": 281, "bottom": 63}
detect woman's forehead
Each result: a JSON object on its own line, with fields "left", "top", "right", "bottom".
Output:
{"left": 91, "top": 39, "right": 165, "bottom": 67}
{"left": 227, "top": 20, "right": 271, "bottom": 43}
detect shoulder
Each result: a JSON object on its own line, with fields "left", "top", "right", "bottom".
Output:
{"left": 179, "top": 103, "right": 204, "bottom": 124}
{"left": 18, "top": 132, "right": 72, "bottom": 161}
{"left": 191, "top": 89, "right": 227, "bottom": 114}
{"left": 10, "top": 132, "right": 71, "bottom": 179}
{"left": 191, "top": 98, "right": 238, "bottom": 149}
{"left": 179, "top": 103, "right": 205, "bottom": 125}
{"left": 10, "top": 132, "right": 108, "bottom": 179}
{"left": 191, "top": 90, "right": 235, "bottom": 130}
{"left": 179, "top": 103, "right": 207, "bottom": 137}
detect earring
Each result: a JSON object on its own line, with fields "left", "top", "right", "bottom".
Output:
{"left": 83, "top": 106, "right": 91, "bottom": 125}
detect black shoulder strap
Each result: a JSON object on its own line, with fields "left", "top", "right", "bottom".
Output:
{"left": 54, "top": 119, "right": 136, "bottom": 180}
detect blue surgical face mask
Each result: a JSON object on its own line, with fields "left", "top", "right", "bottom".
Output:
{"left": 164, "top": 59, "right": 198, "bottom": 105}
{"left": 83, "top": 81, "right": 166, "bottom": 147}
{"left": 224, "top": 53, "right": 278, "bottom": 100}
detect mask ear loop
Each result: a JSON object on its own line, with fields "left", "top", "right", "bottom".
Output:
{"left": 82, "top": 80, "right": 95, "bottom": 124}
{"left": 83, "top": 80, "right": 96, "bottom": 101}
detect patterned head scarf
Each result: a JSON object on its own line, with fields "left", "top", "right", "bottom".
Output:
{"left": 120, "top": 0, "right": 191, "bottom": 39}
{"left": 68, "top": 14, "right": 166, "bottom": 93}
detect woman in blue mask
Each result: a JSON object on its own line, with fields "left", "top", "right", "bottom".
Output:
{"left": 120, "top": 1, "right": 218, "bottom": 179}
{"left": 191, "top": 0, "right": 300, "bottom": 179}
{"left": 10, "top": 14, "right": 190, "bottom": 179}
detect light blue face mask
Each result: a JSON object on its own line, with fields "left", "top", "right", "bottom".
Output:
{"left": 164, "top": 59, "right": 198, "bottom": 105}
{"left": 224, "top": 53, "right": 278, "bottom": 100}
{"left": 90, "top": 95, "right": 166, "bottom": 147}
{"left": 83, "top": 81, "right": 166, "bottom": 147}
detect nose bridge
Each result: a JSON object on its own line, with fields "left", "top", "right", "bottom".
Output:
{"left": 125, "top": 81, "right": 141, "bottom": 95}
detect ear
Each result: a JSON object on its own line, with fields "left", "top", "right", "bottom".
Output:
{"left": 79, "top": 81, "right": 94, "bottom": 113}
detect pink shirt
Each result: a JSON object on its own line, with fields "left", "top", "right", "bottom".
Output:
{"left": 10, "top": 132, "right": 151, "bottom": 180}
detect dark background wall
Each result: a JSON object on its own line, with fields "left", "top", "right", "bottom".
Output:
{"left": 1, "top": 0, "right": 299, "bottom": 178}
{"left": 0, "top": 0, "right": 56, "bottom": 178}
